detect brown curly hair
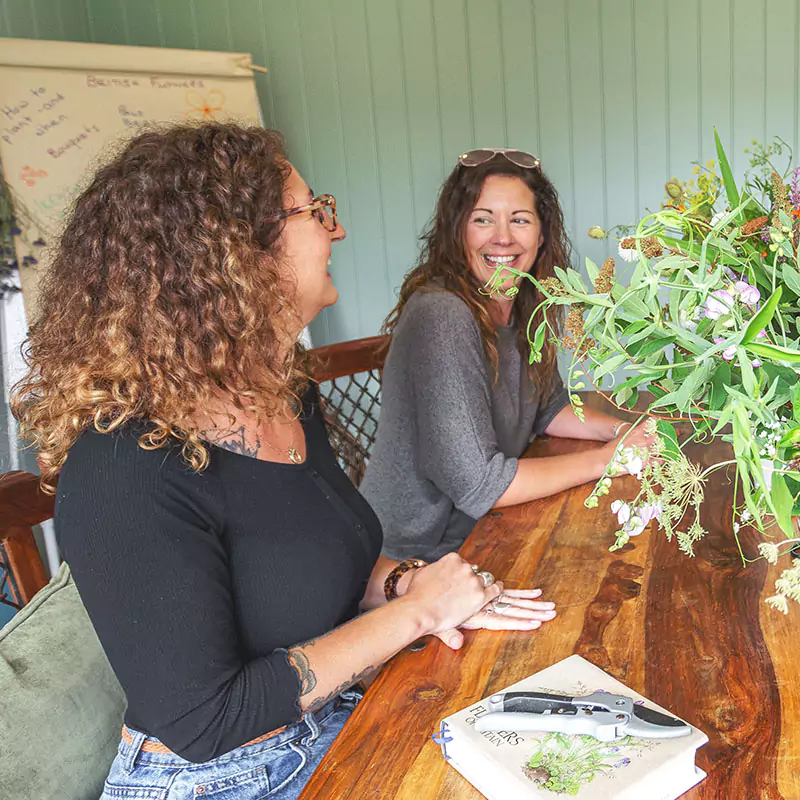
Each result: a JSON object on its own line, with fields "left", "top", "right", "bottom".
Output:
{"left": 383, "top": 155, "right": 570, "bottom": 400}
{"left": 12, "top": 123, "right": 307, "bottom": 490}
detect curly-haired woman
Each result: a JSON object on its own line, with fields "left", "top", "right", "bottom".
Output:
{"left": 361, "top": 148, "right": 654, "bottom": 562}
{"left": 12, "top": 127, "right": 557, "bottom": 800}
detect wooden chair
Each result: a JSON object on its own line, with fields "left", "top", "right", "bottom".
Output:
{"left": 0, "top": 334, "right": 389, "bottom": 609}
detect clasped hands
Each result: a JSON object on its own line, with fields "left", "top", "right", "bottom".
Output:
{"left": 402, "top": 552, "right": 556, "bottom": 650}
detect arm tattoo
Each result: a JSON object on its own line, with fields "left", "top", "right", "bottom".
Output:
{"left": 304, "top": 664, "right": 377, "bottom": 713}
{"left": 287, "top": 648, "right": 317, "bottom": 695}
{"left": 203, "top": 426, "right": 261, "bottom": 459}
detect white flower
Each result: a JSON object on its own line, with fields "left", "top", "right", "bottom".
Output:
{"left": 758, "top": 542, "right": 781, "bottom": 565}
{"left": 710, "top": 210, "right": 726, "bottom": 227}
{"left": 705, "top": 289, "right": 735, "bottom": 319}
{"left": 741, "top": 509, "right": 752, "bottom": 522}
{"left": 761, "top": 459, "right": 774, "bottom": 492}
{"left": 618, "top": 240, "right": 637, "bottom": 263}
{"left": 610, "top": 499, "right": 632, "bottom": 526}
{"left": 732, "top": 280, "right": 761, "bottom": 306}
{"left": 679, "top": 309, "right": 698, "bottom": 332}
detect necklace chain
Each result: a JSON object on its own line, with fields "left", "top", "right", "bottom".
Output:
{"left": 260, "top": 423, "right": 303, "bottom": 464}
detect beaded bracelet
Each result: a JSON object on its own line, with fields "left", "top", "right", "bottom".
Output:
{"left": 384, "top": 558, "right": 427, "bottom": 602}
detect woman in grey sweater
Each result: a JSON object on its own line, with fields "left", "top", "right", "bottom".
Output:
{"left": 361, "top": 149, "right": 653, "bottom": 562}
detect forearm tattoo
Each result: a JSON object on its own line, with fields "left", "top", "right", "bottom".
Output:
{"left": 287, "top": 648, "right": 317, "bottom": 695}
{"left": 305, "top": 665, "right": 377, "bottom": 713}
{"left": 287, "top": 646, "right": 376, "bottom": 713}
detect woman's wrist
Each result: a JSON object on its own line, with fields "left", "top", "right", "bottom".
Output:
{"left": 610, "top": 420, "right": 631, "bottom": 441}
{"left": 395, "top": 563, "right": 424, "bottom": 597}
{"left": 383, "top": 558, "right": 427, "bottom": 602}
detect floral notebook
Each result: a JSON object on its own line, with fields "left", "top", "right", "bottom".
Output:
{"left": 436, "top": 654, "right": 707, "bottom": 799}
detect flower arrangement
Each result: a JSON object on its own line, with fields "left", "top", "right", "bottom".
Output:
{"left": 488, "top": 131, "right": 800, "bottom": 612}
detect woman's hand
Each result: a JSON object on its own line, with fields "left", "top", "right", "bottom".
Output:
{"left": 401, "top": 552, "right": 502, "bottom": 649}
{"left": 460, "top": 588, "right": 556, "bottom": 630}
{"left": 599, "top": 421, "right": 657, "bottom": 477}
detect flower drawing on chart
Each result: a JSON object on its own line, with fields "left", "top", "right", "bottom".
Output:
{"left": 19, "top": 165, "right": 48, "bottom": 187}
{"left": 186, "top": 90, "right": 226, "bottom": 120}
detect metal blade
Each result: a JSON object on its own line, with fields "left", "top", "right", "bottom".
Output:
{"left": 625, "top": 704, "right": 692, "bottom": 739}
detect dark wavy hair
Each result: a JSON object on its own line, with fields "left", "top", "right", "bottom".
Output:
{"left": 12, "top": 123, "right": 306, "bottom": 490}
{"left": 383, "top": 155, "right": 570, "bottom": 400}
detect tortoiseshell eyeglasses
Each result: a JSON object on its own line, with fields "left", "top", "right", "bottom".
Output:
{"left": 268, "top": 193, "right": 338, "bottom": 232}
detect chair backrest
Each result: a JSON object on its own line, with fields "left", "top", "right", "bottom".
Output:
{"left": 311, "top": 334, "right": 388, "bottom": 486}
{"left": 0, "top": 335, "right": 390, "bottom": 609}
{"left": 0, "top": 471, "right": 52, "bottom": 607}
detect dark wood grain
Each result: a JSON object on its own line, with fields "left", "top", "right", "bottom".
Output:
{"left": 310, "top": 334, "right": 388, "bottom": 381}
{"left": 300, "top": 426, "right": 797, "bottom": 799}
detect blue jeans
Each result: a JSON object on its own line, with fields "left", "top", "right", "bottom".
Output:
{"left": 100, "top": 691, "right": 361, "bottom": 800}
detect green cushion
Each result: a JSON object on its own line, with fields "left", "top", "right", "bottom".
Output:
{"left": 0, "top": 563, "right": 126, "bottom": 800}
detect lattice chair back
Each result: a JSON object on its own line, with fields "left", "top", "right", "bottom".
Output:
{"left": 310, "top": 335, "right": 388, "bottom": 486}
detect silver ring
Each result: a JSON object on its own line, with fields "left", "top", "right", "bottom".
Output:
{"left": 471, "top": 564, "right": 480, "bottom": 574}
{"left": 483, "top": 606, "right": 494, "bottom": 618}
{"left": 492, "top": 600, "right": 512, "bottom": 612}
{"left": 476, "top": 570, "right": 495, "bottom": 589}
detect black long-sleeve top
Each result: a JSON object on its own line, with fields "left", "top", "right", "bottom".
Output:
{"left": 55, "top": 385, "right": 383, "bottom": 762}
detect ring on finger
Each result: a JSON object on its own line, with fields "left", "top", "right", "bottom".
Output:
{"left": 471, "top": 564, "right": 480, "bottom": 574}
{"left": 476, "top": 570, "right": 495, "bottom": 589}
{"left": 483, "top": 606, "right": 494, "bottom": 618}
{"left": 492, "top": 599, "right": 512, "bottom": 612}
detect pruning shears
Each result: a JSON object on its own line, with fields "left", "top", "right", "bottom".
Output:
{"left": 474, "top": 691, "right": 693, "bottom": 743}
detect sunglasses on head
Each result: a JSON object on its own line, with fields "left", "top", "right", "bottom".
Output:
{"left": 458, "top": 148, "right": 540, "bottom": 169}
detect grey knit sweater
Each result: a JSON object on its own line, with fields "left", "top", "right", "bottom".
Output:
{"left": 361, "top": 288, "right": 570, "bottom": 561}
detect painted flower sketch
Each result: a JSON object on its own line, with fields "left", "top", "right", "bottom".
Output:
{"left": 522, "top": 732, "right": 650, "bottom": 795}
{"left": 487, "top": 131, "right": 800, "bottom": 612}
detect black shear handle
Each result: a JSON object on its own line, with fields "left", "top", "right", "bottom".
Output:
{"left": 499, "top": 692, "right": 577, "bottom": 715}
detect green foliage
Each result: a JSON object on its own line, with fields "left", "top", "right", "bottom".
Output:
{"left": 486, "top": 132, "right": 800, "bottom": 612}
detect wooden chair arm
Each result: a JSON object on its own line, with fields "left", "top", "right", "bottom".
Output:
{"left": 310, "top": 335, "right": 388, "bottom": 382}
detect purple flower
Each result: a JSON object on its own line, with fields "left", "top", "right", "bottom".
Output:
{"left": 790, "top": 167, "right": 800, "bottom": 208}
{"left": 752, "top": 359, "right": 762, "bottom": 368}
{"left": 732, "top": 280, "right": 760, "bottom": 306}
{"left": 705, "top": 290, "right": 734, "bottom": 319}
{"left": 714, "top": 337, "right": 736, "bottom": 361}
{"left": 614, "top": 758, "right": 631, "bottom": 768}
{"left": 639, "top": 502, "right": 663, "bottom": 525}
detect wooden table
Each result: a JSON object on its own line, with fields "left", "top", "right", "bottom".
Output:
{"left": 300, "top": 432, "right": 799, "bottom": 799}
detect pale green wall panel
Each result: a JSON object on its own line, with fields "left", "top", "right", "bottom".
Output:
{"left": 159, "top": 0, "right": 199, "bottom": 50}
{"left": 9, "top": 0, "right": 800, "bottom": 346}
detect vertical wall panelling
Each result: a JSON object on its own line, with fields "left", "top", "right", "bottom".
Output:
{"left": 192, "top": 0, "right": 232, "bottom": 52}
{"left": 531, "top": 2, "right": 575, "bottom": 245}
{"left": 124, "top": 0, "right": 163, "bottom": 48}
{"left": 226, "top": 0, "right": 274, "bottom": 129}
{"left": 765, "top": 0, "right": 797, "bottom": 162}
{"left": 499, "top": 0, "right": 540, "bottom": 157}
{"left": 398, "top": 0, "right": 446, "bottom": 239}
{"left": 330, "top": 1, "right": 389, "bottom": 339}
{"left": 433, "top": 0, "right": 475, "bottom": 162}
{"left": 57, "top": 0, "right": 91, "bottom": 42}
{"left": 158, "top": 0, "right": 198, "bottom": 51}
{"left": 566, "top": 0, "right": 607, "bottom": 271}
{"left": 363, "top": 0, "right": 419, "bottom": 304}
{"left": 465, "top": 0, "right": 506, "bottom": 148}
{"left": 699, "top": 0, "right": 733, "bottom": 165}
{"left": 632, "top": 1, "right": 669, "bottom": 215}
{"left": 290, "top": 0, "right": 356, "bottom": 344}
{"left": 667, "top": 0, "right": 701, "bottom": 178}
{"left": 599, "top": 0, "right": 637, "bottom": 234}
{"left": 85, "top": 0, "right": 129, "bottom": 45}
{"left": 8, "top": 0, "right": 800, "bottom": 345}
{"left": 3, "top": 0, "right": 39, "bottom": 38}
{"left": 731, "top": 0, "right": 767, "bottom": 176}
